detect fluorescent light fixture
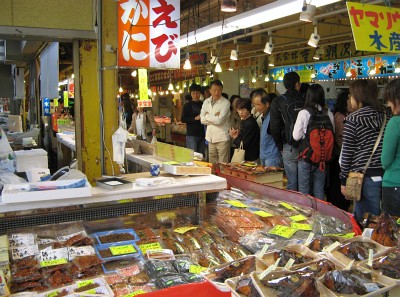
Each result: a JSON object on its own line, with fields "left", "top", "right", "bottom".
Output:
{"left": 180, "top": 0, "right": 340, "bottom": 47}
{"left": 215, "top": 62, "right": 222, "bottom": 73}
{"left": 230, "top": 49, "right": 238, "bottom": 60}
{"left": 395, "top": 65, "right": 400, "bottom": 73}
{"left": 308, "top": 23, "right": 320, "bottom": 47}
{"left": 183, "top": 53, "right": 191, "bottom": 70}
{"left": 210, "top": 55, "right": 217, "bottom": 64}
{"left": 264, "top": 33, "right": 274, "bottom": 55}
{"left": 300, "top": 2, "right": 316, "bottom": 22}
{"left": 221, "top": 0, "right": 237, "bottom": 12}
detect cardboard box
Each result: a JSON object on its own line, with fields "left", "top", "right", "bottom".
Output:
{"left": 162, "top": 162, "right": 211, "bottom": 175}
{"left": 14, "top": 148, "right": 48, "bottom": 172}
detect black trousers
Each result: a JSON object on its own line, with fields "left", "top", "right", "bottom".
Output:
{"left": 326, "top": 155, "right": 351, "bottom": 211}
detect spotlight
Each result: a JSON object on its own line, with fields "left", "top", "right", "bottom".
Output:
{"left": 346, "top": 68, "right": 352, "bottom": 77}
{"left": 228, "top": 61, "right": 234, "bottom": 71}
{"left": 311, "top": 72, "right": 316, "bottom": 79}
{"left": 240, "top": 77, "right": 244, "bottom": 84}
{"left": 183, "top": 53, "right": 191, "bottom": 70}
{"left": 299, "top": 1, "right": 316, "bottom": 22}
{"left": 268, "top": 56, "right": 275, "bottom": 67}
{"left": 168, "top": 79, "right": 174, "bottom": 91}
{"left": 221, "top": 0, "right": 237, "bottom": 12}
{"left": 131, "top": 69, "right": 137, "bottom": 77}
{"left": 215, "top": 61, "right": 222, "bottom": 73}
{"left": 118, "top": 86, "right": 123, "bottom": 93}
{"left": 264, "top": 34, "right": 274, "bottom": 55}
{"left": 313, "top": 48, "right": 324, "bottom": 60}
{"left": 265, "top": 75, "right": 270, "bottom": 82}
{"left": 308, "top": 23, "right": 320, "bottom": 47}
{"left": 230, "top": 49, "right": 238, "bottom": 61}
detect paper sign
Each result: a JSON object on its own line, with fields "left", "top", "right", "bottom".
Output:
{"left": 123, "top": 290, "right": 147, "bottom": 297}
{"left": 323, "top": 233, "right": 355, "bottom": 239}
{"left": 280, "top": 202, "right": 296, "bottom": 211}
{"left": 253, "top": 210, "right": 274, "bottom": 217}
{"left": 268, "top": 225, "right": 297, "bottom": 239}
{"left": 139, "top": 242, "right": 163, "bottom": 254}
{"left": 289, "top": 214, "right": 308, "bottom": 222}
{"left": 47, "top": 290, "right": 60, "bottom": 297}
{"left": 225, "top": 200, "right": 248, "bottom": 208}
{"left": 109, "top": 244, "right": 137, "bottom": 255}
{"left": 189, "top": 265, "right": 207, "bottom": 274}
{"left": 174, "top": 226, "right": 198, "bottom": 234}
{"left": 291, "top": 222, "right": 312, "bottom": 231}
{"left": 78, "top": 280, "right": 94, "bottom": 288}
{"left": 40, "top": 258, "right": 68, "bottom": 267}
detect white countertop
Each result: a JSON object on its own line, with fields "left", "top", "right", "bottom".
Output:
{"left": 0, "top": 173, "right": 226, "bottom": 213}
{"left": 56, "top": 132, "right": 76, "bottom": 151}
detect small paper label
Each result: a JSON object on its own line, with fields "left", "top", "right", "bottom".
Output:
{"left": 40, "top": 258, "right": 68, "bottom": 267}
{"left": 11, "top": 244, "right": 39, "bottom": 260}
{"left": 118, "top": 199, "right": 133, "bottom": 204}
{"left": 225, "top": 200, "right": 248, "bottom": 208}
{"left": 284, "top": 258, "right": 295, "bottom": 270}
{"left": 323, "top": 241, "right": 341, "bottom": 253}
{"left": 189, "top": 265, "right": 207, "bottom": 274}
{"left": 8, "top": 233, "right": 35, "bottom": 248}
{"left": 123, "top": 290, "right": 147, "bottom": 297}
{"left": 139, "top": 242, "right": 163, "bottom": 254}
{"left": 85, "top": 289, "right": 97, "bottom": 294}
{"left": 78, "top": 280, "right": 94, "bottom": 288}
{"left": 57, "top": 230, "right": 87, "bottom": 241}
{"left": 68, "top": 246, "right": 95, "bottom": 260}
{"left": 173, "top": 226, "right": 198, "bottom": 234}
{"left": 268, "top": 225, "right": 297, "bottom": 239}
{"left": 156, "top": 212, "right": 177, "bottom": 221}
{"left": 40, "top": 247, "right": 68, "bottom": 262}
{"left": 280, "top": 202, "right": 296, "bottom": 211}
{"left": 257, "top": 244, "right": 269, "bottom": 259}
{"left": 117, "top": 265, "right": 140, "bottom": 277}
{"left": 367, "top": 249, "right": 373, "bottom": 267}
{"left": 305, "top": 232, "right": 315, "bottom": 246}
{"left": 109, "top": 244, "right": 137, "bottom": 256}
{"left": 291, "top": 222, "right": 312, "bottom": 231}
{"left": 155, "top": 194, "right": 173, "bottom": 199}
{"left": 371, "top": 176, "right": 382, "bottom": 182}
{"left": 345, "top": 259, "right": 355, "bottom": 270}
{"left": 259, "top": 257, "right": 281, "bottom": 280}
{"left": 47, "top": 290, "right": 60, "bottom": 297}
{"left": 253, "top": 210, "right": 274, "bottom": 217}
{"left": 289, "top": 214, "right": 308, "bottom": 222}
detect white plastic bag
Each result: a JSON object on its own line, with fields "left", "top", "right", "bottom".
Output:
{"left": 112, "top": 127, "right": 129, "bottom": 164}
{"left": 0, "top": 129, "right": 15, "bottom": 173}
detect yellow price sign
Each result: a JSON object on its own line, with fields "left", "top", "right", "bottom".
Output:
{"left": 268, "top": 225, "right": 297, "bottom": 239}
{"left": 156, "top": 212, "right": 177, "bottom": 221}
{"left": 280, "top": 202, "right": 296, "bottom": 211}
{"left": 78, "top": 280, "right": 94, "bottom": 288}
{"left": 47, "top": 290, "right": 60, "bottom": 297}
{"left": 289, "top": 214, "right": 307, "bottom": 222}
{"left": 123, "top": 290, "right": 147, "bottom": 297}
{"left": 291, "top": 222, "right": 312, "bottom": 231}
{"left": 253, "top": 210, "right": 274, "bottom": 217}
{"left": 189, "top": 265, "right": 207, "bottom": 274}
{"left": 155, "top": 194, "right": 173, "bottom": 199}
{"left": 174, "top": 226, "right": 198, "bottom": 234}
{"left": 138, "top": 242, "right": 162, "bottom": 254}
{"left": 40, "top": 258, "right": 68, "bottom": 267}
{"left": 109, "top": 244, "right": 137, "bottom": 256}
{"left": 323, "top": 233, "right": 355, "bottom": 239}
{"left": 225, "top": 200, "right": 248, "bottom": 208}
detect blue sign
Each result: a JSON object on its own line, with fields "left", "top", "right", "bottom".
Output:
{"left": 43, "top": 98, "right": 50, "bottom": 116}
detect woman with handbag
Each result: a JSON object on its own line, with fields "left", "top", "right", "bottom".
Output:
{"left": 381, "top": 78, "right": 400, "bottom": 216}
{"left": 128, "top": 107, "right": 157, "bottom": 143}
{"left": 340, "top": 80, "right": 390, "bottom": 223}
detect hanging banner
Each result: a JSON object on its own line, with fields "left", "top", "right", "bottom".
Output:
{"left": 43, "top": 98, "right": 50, "bottom": 116}
{"left": 139, "top": 69, "right": 149, "bottom": 101}
{"left": 347, "top": 2, "right": 400, "bottom": 53}
{"left": 118, "top": 0, "right": 180, "bottom": 68}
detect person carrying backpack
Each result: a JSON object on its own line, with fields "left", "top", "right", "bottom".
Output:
{"left": 293, "top": 84, "right": 335, "bottom": 200}
{"left": 270, "top": 72, "right": 304, "bottom": 191}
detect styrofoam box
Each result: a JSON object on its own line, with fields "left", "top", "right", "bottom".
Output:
{"left": 1, "top": 179, "right": 92, "bottom": 204}
{"left": 14, "top": 148, "right": 48, "bottom": 172}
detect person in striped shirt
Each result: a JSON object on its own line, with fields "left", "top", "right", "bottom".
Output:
{"left": 340, "top": 79, "right": 391, "bottom": 223}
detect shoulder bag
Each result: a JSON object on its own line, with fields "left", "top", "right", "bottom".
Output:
{"left": 231, "top": 141, "right": 245, "bottom": 163}
{"left": 345, "top": 114, "right": 386, "bottom": 201}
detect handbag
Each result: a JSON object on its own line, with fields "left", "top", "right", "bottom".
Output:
{"left": 231, "top": 141, "right": 245, "bottom": 163}
{"left": 345, "top": 114, "right": 386, "bottom": 201}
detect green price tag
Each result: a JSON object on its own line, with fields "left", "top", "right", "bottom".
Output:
{"left": 291, "top": 222, "right": 312, "bottom": 231}
{"left": 47, "top": 291, "right": 60, "bottom": 297}
{"left": 174, "top": 226, "right": 198, "bottom": 234}
{"left": 280, "top": 202, "right": 296, "bottom": 211}
{"left": 289, "top": 214, "right": 307, "bottom": 222}
{"left": 253, "top": 210, "right": 274, "bottom": 217}
{"left": 138, "top": 242, "right": 163, "bottom": 254}
{"left": 109, "top": 244, "right": 136, "bottom": 256}
{"left": 268, "top": 225, "right": 297, "bottom": 239}
{"left": 189, "top": 265, "right": 207, "bottom": 274}
{"left": 78, "top": 280, "right": 94, "bottom": 288}
{"left": 225, "top": 200, "right": 248, "bottom": 208}
{"left": 40, "top": 258, "right": 68, "bottom": 267}
{"left": 122, "top": 290, "right": 147, "bottom": 297}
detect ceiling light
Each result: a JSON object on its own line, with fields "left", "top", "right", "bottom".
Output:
{"left": 228, "top": 61, "right": 234, "bottom": 71}
{"left": 230, "top": 49, "right": 238, "bottom": 61}
{"left": 265, "top": 75, "right": 270, "bottom": 82}
{"left": 394, "top": 59, "right": 400, "bottom": 73}
{"left": 215, "top": 61, "right": 222, "bottom": 73}
{"left": 131, "top": 69, "right": 137, "bottom": 77}
{"left": 180, "top": 0, "right": 341, "bottom": 47}
{"left": 268, "top": 57, "right": 275, "bottom": 67}
{"left": 118, "top": 86, "right": 123, "bottom": 92}
{"left": 311, "top": 73, "right": 316, "bottom": 79}
{"left": 183, "top": 53, "right": 191, "bottom": 70}
{"left": 313, "top": 53, "right": 320, "bottom": 60}
{"left": 308, "top": 22, "right": 320, "bottom": 47}
{"left": 346, "top": 68, "right": 352, "bottom": 77}
{"left": 221, "top": 0, "right": 237, "bottom": 12}
{"left": 168, "top": 79, "right": 174, "bottom": 91}
{"left": 240, "top": 77, "right": 245, "bottom": 84}
{"left": 264, "top": 33, "right": 274, "bottom": 55}
{"left": 251, "top": 76, "right": 257, "bottom": 83}
{"left": 299, "top": 1, "right": 316, "bottom": 22}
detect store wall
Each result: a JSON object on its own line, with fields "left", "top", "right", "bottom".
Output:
{"left": 0, "top": 64, "right": 12, "bottom": 98}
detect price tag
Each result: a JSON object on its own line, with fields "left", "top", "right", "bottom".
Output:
{"left": 156, "top": 212, "right": 177, "bottom": 221}
{"left": 78, "top": 280, "right": 94, "bottom": 288}
{"left": 40, "top": 258, "right": 68, "bottom": 267}
{"left": 305, "top": 232, "right": 315, "bottom": 246}
{"left": 257, "top": 244, "right": 269, "bottom": 259}
{"left": 323, "top": 241, "right": 341, "bottom": 253}
{"left": 138, "top": 242, "right": 162, "bottom": 254}
{"left": 11, "top": 244, "right": 39, "bottom": 260}
{"left": 189, "top": 265, "right": 207, "bottom": 274}
{"left": 117, "top": 265, "right": 140, "bottom": 277}
{"left": 323, "top": 233, "right": 355, "bottom": 239}
{"left": 225, "top": 200, "right": 248, "bottom": 208}
{"left": 85, "top": 289, "right": 97, "bottom": 294}
{"left": 155, "top": 194, "right": 173, "bottom": 199}
{"left": 289, "top": 214, "right": 307, "bottom": 222}
{"left": 284, "top": 258, "right": 295, "bottom": 270}
{"left": 57, "top": 230, "right": 87, "bottom": 241}
{"left": 47, "top": 290, "right": 60, "bottom": 297}
{"left": 279, "top": 202, "right": 296, "bottom": 211}
{"left": 291, "top": 222, "right": 312, "bottom": 231}
{"left": 367, "top": 249, "right": 373, "bottom": 267}
{"left": 268, "top": 225, "right": 297, "bottom": 239}
{"left": 173, "top": 226, "right": 198, "bottom": 234}
{"left": 68, "top": 246, "right": 95, "bottom": 260}
{"left": 118, "top": 199, "right": 133, "bottom": 204}
{"left": 109, "top": 244, "right": 136, "bottom": 256}
{"left": 253, "top": 210, "right": 274, "bottom": 217}
{"left": 345, "top": 259, "right": 355, "bottom": 270}
{"left": 123, "top": 290, "right": 147, "bottom": 297}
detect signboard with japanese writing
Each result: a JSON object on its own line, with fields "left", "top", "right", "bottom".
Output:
{"left": 347, "top": 2, "right": 400, "bottom": 53}
{"left": 139, "top": 68, "right": 149, "bottom": 101}
{"left": 118, "top": 0, "right": 180, "bottom": 68}
{"left": 43, "top": 98, "right": 50, "bottom": 116}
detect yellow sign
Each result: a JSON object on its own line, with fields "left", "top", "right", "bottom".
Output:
{"left": 40, "top": 258, "right": 68, "bottom": 267}
{"left": 225, "top": 200, "right": 248, "bottom": 208}
{"left": 297, "top": 69, "right": 313, "bottom": 83}
{"left": 138, "top": 68, "right": 149, "bottom": 100}
{"left": 189, "top": 265, "right": 207, "bottom": 274}
{"left": 347, "top": 2, "right": 400, "bottom": 53}
{"left": 291, "top": 222, "right": 312, "bottom": 231}
{"left": 253, "top": 210, "right": 274, "bottom": 217}
{"left": 122, "top": 290, "right": 147, "bottom": 297}
{"left": 63, "top": 91, "right": 68, "bottom": 107}
{"left": 280, "top": 202, "right": 296, "bottom": 211}
{"left": 109, "top": 244, "right": 137, "bottom": 256}
{"left": 174, "top": 226, "right": 198, "bottom": 234}
{"left": 138, "top": 242, "right": 162, "bottom": 254}
{"left": 78, "top": 280, "right": 94, "bottom": 288}
{"left": 268, "top": 225, "right": 297, "bottom": 239}
{"left": 289, "top": 214, "right": 308, "bottom": 222}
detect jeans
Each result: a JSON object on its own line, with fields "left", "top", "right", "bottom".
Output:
{"left": 382, "top": 187, "right": 400, "bottom": 216}
{"left": 298, "top": 159, "right": 326, "bottom": 200}
{"left": 282, "top": 144, "right": 299, "bottom": 191}
{"left": 260, "top": 156, "right": 282, "bottom": 167}
{"left": 353, "top": 176, "right": 382, "bottom": 223}
{"left": 186, "top": 136, "right": 205, "bottom": 156}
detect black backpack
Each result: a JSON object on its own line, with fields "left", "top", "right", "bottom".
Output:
{"left": 281, "top": 94, "right": 305, "bottom": 148}
{"left": 298, "top": 107, "right": 334, "bottom": 171}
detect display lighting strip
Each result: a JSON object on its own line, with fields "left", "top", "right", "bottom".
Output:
{"left": 180, "top": 0, "right": 341, "bottom": 47}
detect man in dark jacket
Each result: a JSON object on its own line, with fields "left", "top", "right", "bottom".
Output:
{"left": 270, "top": 72, "right": 304, "bottom": 191}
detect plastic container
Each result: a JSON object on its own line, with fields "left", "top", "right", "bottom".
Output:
{"left": 93, "top": 228, "right": 140, "bottom": 247}
{"left": 95, "top": 242, "right": 142, "bottom": 262}
{"left": 14, "top": 148, "right": 48, "bottom": 172}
